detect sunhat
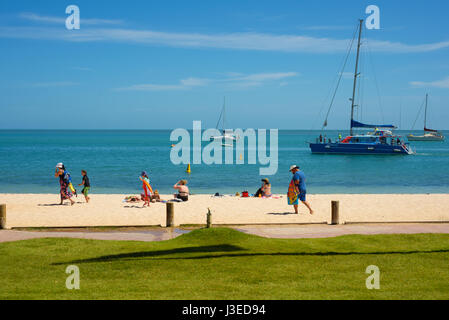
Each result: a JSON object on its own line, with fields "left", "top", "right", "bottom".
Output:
{"left": 261, "top": 178, "right": 269, "bottom": 183}
{"left": 289, "top": 165, "right": 299, "bottom": 171}
{"left": 56, "top": 162, "right": 63, "bottom": 169}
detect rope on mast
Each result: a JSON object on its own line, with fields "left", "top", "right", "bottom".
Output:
{"left": 215, "top": 97, "right": 226, "bottom": 130}
{"left": 366, "top": 39, "right": 385, "bottom": 124}
{"left": 411, "top": 96, "right": 426, "bottom": 130}
{"left": 320, "top": 24, "right": 359, "bottom": 131}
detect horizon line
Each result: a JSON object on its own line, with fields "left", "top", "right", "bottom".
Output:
{"left": 1, "top": 128, "right": 447, "bottom": 131}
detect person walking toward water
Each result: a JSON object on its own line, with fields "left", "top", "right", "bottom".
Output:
{"left": 54, "top": 163, "right": 75, "bottom": 206}
{"left": 78, "top": 170, "right": 90, "bottom": 203}
{"left": 287, "top": 165, "right": 313, "bottom": 214}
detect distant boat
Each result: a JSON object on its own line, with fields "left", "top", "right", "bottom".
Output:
{"left": 210, "top": 97, "right": 239, "bottom": 145}
{"left": 407, "top": 94, "right": 444, "bottom": 141}
{"left": 309, "top": 19, "right": 414, "bottom": 155}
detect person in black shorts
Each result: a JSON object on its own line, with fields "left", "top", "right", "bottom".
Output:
{"left": 78, "top": 170, "right": 91, "bottom": 203}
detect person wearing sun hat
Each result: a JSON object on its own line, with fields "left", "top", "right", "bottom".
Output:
{"left": 173, "top": 179, "right": 189, "bottom": 201}
{"left": 287, "top": 165, "right": 313, "bottom": 214}
{"left": 54, "top": 162, "right": 75, "bottom": 206}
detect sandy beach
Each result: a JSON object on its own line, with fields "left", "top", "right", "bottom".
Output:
{"left": 1, "top": 193, "right": 449, "bottom": 229}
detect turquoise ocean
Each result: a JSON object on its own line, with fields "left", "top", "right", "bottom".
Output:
{"left": 0, "top": 130, "right": 448, "bottom": 195}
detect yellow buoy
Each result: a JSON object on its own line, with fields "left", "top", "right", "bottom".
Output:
{"left": 186, "top": 163, "right": 191, "bottom": 174}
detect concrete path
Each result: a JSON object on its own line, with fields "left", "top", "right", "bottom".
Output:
{"left": 236, "top": 223, "right": 449, "bottom": 239}
{"left": 0, "top": 228, "right": 189, "bottom": 243}
{"left": 1, "top": 223, "right": 449, "bottom": 243}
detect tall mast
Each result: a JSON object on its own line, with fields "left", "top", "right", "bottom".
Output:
{"left": 222, "top": 96, "right": 226, "bottom": 132}
{"left": 424, "top": 93, "right": 428, "bottom": 129}
{"left": 350, "top": 19, "right": 363, "bottom": 136}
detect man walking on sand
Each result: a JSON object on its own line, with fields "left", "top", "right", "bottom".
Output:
{"left": 287, "top": 165, "right": 314, "bottom": 215}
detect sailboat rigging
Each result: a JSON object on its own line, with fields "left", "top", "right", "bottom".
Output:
{"left": 309, "top": 19, "right": 414, "bottom": 155}
{"left": 210, "top": 97, "right": 239, "bottom": 145}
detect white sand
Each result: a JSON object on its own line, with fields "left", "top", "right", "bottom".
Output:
{"left": 1, "top": 193, "right": 449, "bottom": 229}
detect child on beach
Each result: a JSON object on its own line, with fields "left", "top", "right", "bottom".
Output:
{"left": 78, "top": 170, "right": 90, "bottom": 203}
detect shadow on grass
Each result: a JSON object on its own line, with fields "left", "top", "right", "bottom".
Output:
{"left": 54, "top": 245, "right": 449, "bottom": 265}
{"left": 53, "top": 244, "right": 245, "bottom": 265}
{"left": 157, "top": 249, "right": 449, "bottom": 260}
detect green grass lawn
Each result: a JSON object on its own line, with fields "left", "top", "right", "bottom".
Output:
{"left": 1, "top": 228, "right": 449, "bottom": 299}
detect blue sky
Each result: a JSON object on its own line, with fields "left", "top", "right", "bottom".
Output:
{"left": 1, "top": 0, "right": 448, "bottom": 130}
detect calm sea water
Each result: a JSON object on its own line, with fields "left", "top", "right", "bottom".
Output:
{"left": 0, "top": 130, "right": 448, "bottom": 195}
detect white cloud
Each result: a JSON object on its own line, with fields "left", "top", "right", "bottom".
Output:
{"left": 236, "top": 72, "right": 297, "bottom": 82}
{"left": 19, "top": 12, "right": 123, "bottom": 25}
{"left": 339, "top": 72, "right": 353, "bottom": 79}
{"left": 300, "top": 25, "right": 352, "bottom": 31}
{"left": 180, "top": 77, "right": 211, "bottom": 87}
{"left": 224, "top": 72, "right": 298, "bottom": 88}
{"left": 410, "top": 77, "right": 449, "bottom": 89}
{"left": 116, "top": 72, "right": 298, "bottom": 91}
{"left": 20, "top": 13, "right": 64, "bottom": 24}
{"left": 72, "top": 66, "right": 92, "bottom": 71}
{"left": 2, "top": 25, "right": 449, "bottom": 54}
{"left": 30, "top": 81, "right": 79, "bottom": 87}
{"left": 117, "top": 84, "right": 186, "bottom": 91}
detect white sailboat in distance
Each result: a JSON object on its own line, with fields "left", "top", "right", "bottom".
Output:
{"left": 407, "top": 94, "right": 445, "bottom": 141}
{"left": 210, "top": 97, "right": 239, "bottom": 145}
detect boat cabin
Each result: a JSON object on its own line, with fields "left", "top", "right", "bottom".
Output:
{"left": 340, "top": 135, "right": 403, "bottom": 146}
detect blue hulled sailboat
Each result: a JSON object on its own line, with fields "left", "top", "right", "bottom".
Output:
{"left": 309, "top": 19, "right": 414, "bottom": 155}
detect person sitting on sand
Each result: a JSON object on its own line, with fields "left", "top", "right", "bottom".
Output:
{"left": 54, "top": 163, "right": 75, "bottom": 206}
{"left": 151, "top": 190, "right": 161, "bottom": 202}
{"left": 173, "top": 180, "right": 189, "bottom": 201}
{"left": 288, "top": 165, "right": 313, "bottom": 215}
{"left": 254, "top": 178, "right": 272, "bottom": 197}
{"left": 124, "top": 195, "right": 141, "bottom": 202}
